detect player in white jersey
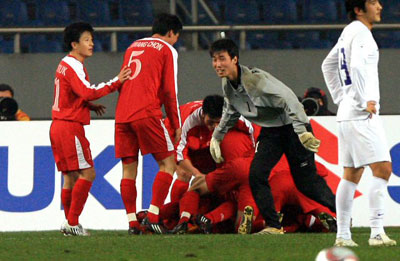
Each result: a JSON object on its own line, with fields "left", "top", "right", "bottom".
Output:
{"left": 322, "top": 0, "right": 396, "bottom": 247}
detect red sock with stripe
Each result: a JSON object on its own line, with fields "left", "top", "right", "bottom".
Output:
{"left": 179, "top": 191, "right": 200, "bottom": 224}
{"left": 120, "top": 178, "right": 140, "bottom": 228}
{"left": 147, "top": 171, "right": 173, "bottom": 223}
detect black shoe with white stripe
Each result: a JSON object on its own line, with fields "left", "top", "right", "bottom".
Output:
{"left": 141, "top": 217, "right": 168, "bottom": 234}
{"left": 195, "top": 214, "right": 212, "bottom": 234}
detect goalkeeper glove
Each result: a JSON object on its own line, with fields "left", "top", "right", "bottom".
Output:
{"left": 298, "top": 132, "right": 320, "bottom": 153}
{"left": 210, "top": 137, "right": 224, "bottom": 163}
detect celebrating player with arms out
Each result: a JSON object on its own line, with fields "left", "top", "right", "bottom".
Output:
{"left": 322, "top": 0, "right": 396, "bottom": 247}
{"left": 115, "top": 13, "right": 183, "bottom": 234}
{"left": 50, "top": 22, "right": 131, "bottom": 236}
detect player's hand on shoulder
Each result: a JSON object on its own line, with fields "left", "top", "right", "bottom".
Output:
{"left": 298, "top": 132, "right": 320, "bottom": 153}
{"left": 118, "top": 66, "right": 131, "bottom": 84}
{"left": 88, "top": 102, "right": 106, "bottom": 116}
{"left": 210, "top": 137, "right": 224, "bottom": 163}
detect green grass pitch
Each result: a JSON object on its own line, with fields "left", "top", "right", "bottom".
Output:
{"left": 1, "top": 227, "right": 399, "bottom": 260}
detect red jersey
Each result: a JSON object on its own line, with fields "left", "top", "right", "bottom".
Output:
{"left": 116, "top": 37, "right": 181, "bottom": 130}
{"left": 174, "top": 101, "right": 256, "bottom": 162}
{"left": 52, "top": 55, "right": 121, "bottom": 125}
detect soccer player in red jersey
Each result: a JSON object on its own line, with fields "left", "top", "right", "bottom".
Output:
{"left": 171, "top": 129, "right": 260, "bottom": 234}
{"left": 49, "top": 22, "right": 131, "bottom": 236}
{"left": 114, "top": 13, "right": 183, "bottom": 234}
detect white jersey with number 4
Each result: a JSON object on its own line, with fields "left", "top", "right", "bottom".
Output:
{"left": 321, "top": 20, "right": 380, "bottom": 122}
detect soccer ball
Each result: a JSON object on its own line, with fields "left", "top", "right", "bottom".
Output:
{"left": 315, "top": 247, "right": 359, "bottom": 261}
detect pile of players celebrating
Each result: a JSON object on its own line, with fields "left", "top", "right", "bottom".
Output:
{"left": 51, "top": 0, "right": 397, "bottom": 247}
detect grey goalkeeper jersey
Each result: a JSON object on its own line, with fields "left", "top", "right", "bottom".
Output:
{"left": 213, "top": 65, "right": 309, "bottom": 141}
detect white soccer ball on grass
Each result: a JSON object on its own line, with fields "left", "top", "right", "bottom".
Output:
{"left": 315, "top": 247, "right": 358, "bottom": 261}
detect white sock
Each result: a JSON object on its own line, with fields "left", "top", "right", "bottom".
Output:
{"left": 336, "top": 179, "right": 357, "bottom": 240}
{"left": 369, "top": 176, "right": 387, "bottom": 238}
{"left": 127, "top": 213, "right": 137, "bottom": 222}
{"left": 148, "top": 204, "right": 160, "bottom": 215}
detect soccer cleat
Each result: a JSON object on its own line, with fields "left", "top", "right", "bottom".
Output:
{"left": 238, "top": 205, "right": 254, "bottom": 234}
{"left": 195, "top": 214, "right": 212, "bottom": 234}
{"left": 317, "top": 212, "right": 337, "bottom": 232}
{"left": 136, "top": 210, "right": 148, "bottom": 224}
{"left": 170, "top": 222, "right": 188, "bottom": 234}
{"left": 256, "top": 226, "right": 284, "bottom": 235}
{"left": 60, "top": 220, "right": 70, "bottom": 236}
{"left": 334, "top": 238, "right": 358, "bottom": 247}
{"left": 128, "top": 226, "right": 143, "bottom": 235}
{"left": 65, "top": 223, "right": 90, "bottom": 236}
{"left": 368, "top": 234, "right": 397, "bottom": 246}
{"left": 141, "top": 217, "right": 168, "bottom": 234}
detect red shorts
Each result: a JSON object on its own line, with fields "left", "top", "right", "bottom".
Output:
{"left": 50, "top": 120, "right": 93, "bottom": 172}
{"left": 206, "top": 157, "right": 251, "bottom": 194}
{"left": 206, "top": 157, "right": 258, "bottom": 213}
{"left": 115, "top": 117, "right": 174, "bottom": 161}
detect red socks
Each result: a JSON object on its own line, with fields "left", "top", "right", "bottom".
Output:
{"left": 61, "top": 188, "right": 72, "bottom": 219}
{"left": 205, "top": 201, "right": 236, "bottom": 224}
{"left": 170, "top": 179, "right": 189, "bottom": 202}
{"left": 147, "top": 171, "right": 173, "bottom": 223}
{"left": 67, "top": 179, "right": 92, "bottom": 226}
{"left": 179, "top": 191, "right": 200, "bottom": 222}
{"left": 120, "top": 179, "right": 139, "bottom": 228}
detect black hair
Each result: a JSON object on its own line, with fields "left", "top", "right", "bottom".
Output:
{"left": 0, "top": 83, "right": 14, "bottom": 97}
{"left": 202, "top": 95, "right": 224, "bottom": 119}
{"left": 209, "top": 38, "right": 239, "bottom": 61}
{"left": 152, "top": 13, "right": 183, "bottom": 36}
{"left": 303, "top": 87, "right": 328, "bottom": 109}
{"left": 63, "top": 22, "right": 94, "bottom": 51}
{"left": 345, "top": 0, "right": 367, "bottom": 21}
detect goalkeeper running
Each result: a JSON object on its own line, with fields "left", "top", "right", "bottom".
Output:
{"left": 209, "top": 38, "right": 336, "bottom": 234}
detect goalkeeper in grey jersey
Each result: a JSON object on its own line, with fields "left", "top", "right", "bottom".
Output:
{"left": 209, "top": 38, "right": 336, "bottom": 234}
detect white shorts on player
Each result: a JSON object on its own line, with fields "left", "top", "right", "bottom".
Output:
{"left": 338, "top": 115, "right": 391, "bottom": 168}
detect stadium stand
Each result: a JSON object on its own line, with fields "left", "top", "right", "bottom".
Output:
{"left": 38, "top": 0, "right": 70, "bottom": 26}
{"left": 261, "top": 0, "right": 298, "bottom": 24}
{"left": 224, "top": 0, "right": 260, "bottom": 25}
{"left": 0, "top": 0, "right": 399, "bottom": 53}
{"left": 0, "top": 0, "right": 29, "bottom": 26}
{"left": 120, "top": 0, "right": 153, "bottom": 25}
{"left": 0, "top": 35, "right": 15, "bottom": 53}
{"left": 304, "top": 0, "right": 338, "bottom": 23}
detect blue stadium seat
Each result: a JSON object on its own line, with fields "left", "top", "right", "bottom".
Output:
{"left": 76, "top": 0, "right": 111, "bottom": 26}
{"left": 374, "top": 31, "right": 400, "bottom": 49}
{"left": 305, "top": 0, "right": 337, "bottom": 23}
{"left": 0, "top": 0, "right": 29, "bottom": 26}
{"left": 262, "top": 0, "right": 298, "bottom": 24}
{"left": 117, "top": 32, "right": 149, "bottom": 52}
{"left": 0, "top": 35, "right": 15, "bottom": 53}
{"left": 120, "top": 0, "right": 153, "bottom": 26}
{"left": 287, "top": 31, "right": 332, "bottom": 49}
{"left": 21, "top": 34, "right": 63, "bottom": 53}
{"left": 38, "top": 0, "right": 70, "bottom": 26}
{"left": 181, "top": 0, "right": 222, "bottom": 24}
{"left": 380, "top": 0, "right": 400, "bottom": 23}
{"left": 247, "top": 31, "right": 292, "bottom": 49}
{"left": 224, "top": 0, "right": 260, "bottom": 25}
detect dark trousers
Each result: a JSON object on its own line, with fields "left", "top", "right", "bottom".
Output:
{"left": 249, "top": 124, "right": 336, "bottom": 228}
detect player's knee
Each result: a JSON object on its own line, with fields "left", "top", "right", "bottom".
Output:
{"left": 80, "top": 167, "right": 96, "bottom": 182}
